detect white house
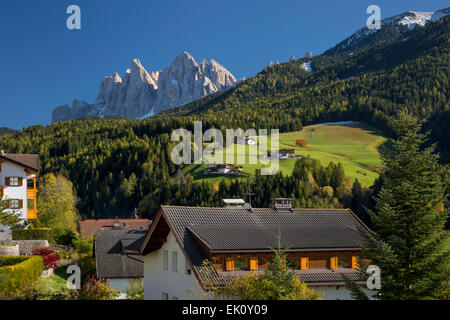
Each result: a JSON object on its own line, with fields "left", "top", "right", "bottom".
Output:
{"left": 94, "top": 229, "right": 146, "bottom": 294}
{"left": 0, "top": 153, "right": 39, "bottom": 239}
{"left": 139, "top": 201, "right": 376, "bottom": 300}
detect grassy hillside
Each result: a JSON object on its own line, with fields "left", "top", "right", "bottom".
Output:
{"left": 184, "top": 122, "right": 386, "bottom": 187}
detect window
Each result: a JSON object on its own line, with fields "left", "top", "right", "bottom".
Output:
{"left": 7, "top": 177, "right": 20, "bottom": 186}
{"left": 162, "top": 292, "right": 168, "bottom": 300}
{"left": 10, "top": 199, "right": 21, "bottom": 209}
{"left": 172, "top": 252, "right": 178, "bottom": 272}
{"left": 163, "top": 250, "right": 168, "bottom": 270}
{"left": 338, "top": 257, "right": 350, "bottom": 268}
{"left": 234, "top": 258, "right": 247, "bottom": 270}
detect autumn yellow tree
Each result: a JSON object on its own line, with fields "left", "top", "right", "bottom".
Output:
{"left": 35, "top": 174, "right": 79, "bottom": 236}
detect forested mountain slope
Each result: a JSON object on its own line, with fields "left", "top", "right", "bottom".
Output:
{"left": 160, "top": 16, "right": 449, "bottom": 161}
{"left": 0, "top": 16, "right": 447, "bottom": 220}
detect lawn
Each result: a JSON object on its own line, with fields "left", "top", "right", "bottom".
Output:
{"left": 30, "top": 267, "right": 72, "bottom": 300}
{"left": 183, "top": 121, "right": 387, "bottom": 187}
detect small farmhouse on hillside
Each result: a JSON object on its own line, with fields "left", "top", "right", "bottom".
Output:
{"left": 94, "top": 229, "right": 146, "bottom": 293}
{"left": 139, "top": 200, "right": 375, "bottom": 300}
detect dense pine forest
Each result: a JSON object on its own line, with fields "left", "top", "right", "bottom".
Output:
{"left": 0, "top": 16, "right": 448, "bottom": 220}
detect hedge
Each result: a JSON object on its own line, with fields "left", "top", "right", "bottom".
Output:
{"left": 0, "top": 256, "right": 44, "bottom": 297}
{"left": 12, "top": 228, "right": 53, "bottom": 242}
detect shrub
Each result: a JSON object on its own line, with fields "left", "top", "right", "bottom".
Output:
{"left": 295, "top": 139, "right": 307, "bottom": 148}
{"left": 78, "top": 274, "right": 119, "bottom": 300}
{"left": 53, "top": 227, "right": 77, "bottom": 246}
{"left": 0, "top": 256, "right": 44, "bottom": 297}
{"left": 32, "top": 247, "right": 60, "bottom": 269}
{"left": 72, "top": 236, "right": 93, "bottom": 255}
{"left": 126, "top": 280, "right": 144, "bottom": 300}
{"left": 77, "top": 254, "right": 96, "bottom": 277}
{"left": 12, "top": 228, "right": 53, "bottom": 242}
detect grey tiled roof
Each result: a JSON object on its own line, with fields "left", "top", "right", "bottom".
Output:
{"left": 94, "top": 229, "right": 146, "bottom": 279}
{"left": 166, "top": 207, "right": 366, "bottom": 251}
{"left": 144, "top": 206, "right": 369, "bottom": 289}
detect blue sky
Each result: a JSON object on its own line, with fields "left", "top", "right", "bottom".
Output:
{"left": 0, "top": 0, "right": 448, "bottom": 129}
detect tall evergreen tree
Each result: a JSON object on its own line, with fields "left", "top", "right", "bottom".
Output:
{"left": 360, "top": 111, "right": 449, "bottom": 299}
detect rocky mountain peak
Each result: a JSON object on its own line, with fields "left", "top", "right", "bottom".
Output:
{"left": 52, "top": 52, "right": 237, "bottom": 122}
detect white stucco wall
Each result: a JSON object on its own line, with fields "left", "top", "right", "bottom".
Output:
{"left": 1, "top": 161, "right": 28, "bottom": 220}
{"left": 144, "top": 231, "right": 205, "bottom": 300}
{"left": 0, "top": 160, "right": 28, "bottom": 238}
{"left": 315, "top": 286, "right": 376, "bottom": 300}
{"left": 108, "top": 278, "right": 143, "bottom": 292}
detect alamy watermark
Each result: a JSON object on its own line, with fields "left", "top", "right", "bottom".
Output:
{"left": 66, "top": 5, "right": 81, "bottom": 30}
{"left": 366, "top": 5, "right": 381, "bottom": 30}
{"left": 170, "top": 121, "right": 279, "bottom": 175}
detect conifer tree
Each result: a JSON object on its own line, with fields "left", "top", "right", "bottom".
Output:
{"left": 359, "top": 111, "right": 449, "bottom": 299}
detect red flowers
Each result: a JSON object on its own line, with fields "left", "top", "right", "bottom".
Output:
{"left": 32, "top": 247, "right": 61, "bottom": 269}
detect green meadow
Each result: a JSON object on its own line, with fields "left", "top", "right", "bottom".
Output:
{"left": 183, "top": 122, "right": 387, "bottom": 187}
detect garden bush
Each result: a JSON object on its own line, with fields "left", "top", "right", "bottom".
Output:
{"left": 72, "top": 236, "right": 94, "bottom": 255}
{"left": 12, "top": 228, "right": 53, "bottom": 242}
{"left": 77, "top": 254, "right": 96, "bottom": 276}
{"left": 32, "top": 247, "right": 60, "bottom": 269}
{"left": 53, "top": 227, "right": 77, "bottom": 246}
{"left": 78, "top": 274, "right": 119, "bottom": 300}
{"left": 0, "top": 255, "right": 44, "bottom": 297}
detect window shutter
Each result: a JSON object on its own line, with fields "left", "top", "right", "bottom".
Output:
{"left": 330, "top": 257, "right": 338, "bottom": 269}
{"left": 300, "top": 257, "right": 309, "bottom": 270}
{"left": 18, "top": 199, "right": 23, "bottom": 209}
{"left": 351, "top": 256, "right": 359, "bottom": 269}
{"left": 18, "top": 178, "right": 23, "bottom": 187}
{"left": 225, "top": 258, "right": 235, "bottom": 271}
{"left": 249, "top": 258, "right": 258, "bottom": 271}
{"left": 5, "top": 177, "right": 10, "bottom": 186}
{"left": 6, "top": 200, "right": 11, "bottom": 208}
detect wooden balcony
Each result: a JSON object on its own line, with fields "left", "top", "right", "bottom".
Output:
{"left": 27, "top": 188, "right": 38, "bottom": 198}
{"left": 27, "top": 209, "right": 38, "bottom": 220}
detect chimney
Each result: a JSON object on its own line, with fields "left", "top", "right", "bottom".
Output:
{"left": 113, "top": 217, "right": 120, "bottom": 229}
{"left": 223, "top": 199, "right": 245, "bottom": 208}
{"left": 273, "top": 198, "right": 292, "bottom": 212}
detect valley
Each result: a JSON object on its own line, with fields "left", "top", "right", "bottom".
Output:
{"left": 183, "top": 121, "right": 386, "bottom": 187}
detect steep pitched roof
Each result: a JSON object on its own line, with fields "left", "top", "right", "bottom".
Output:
{"left": 94, "top": 229, "right": 146, "bottom": 279}
{"left": 140, "top": 205, "right": 370, "bottom": 289}
{"left": 1, "top": 154, "right": 39, "bottom": 172}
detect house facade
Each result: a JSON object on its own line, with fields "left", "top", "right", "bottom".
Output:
{"left": 140, "top": 202, "right": 375, "bottom": 300}
{"left": 0, "top": 153, "right": 39, "bottom": 239}
{"left": 94, "top": 229, "right": 146, "bottom": 294}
